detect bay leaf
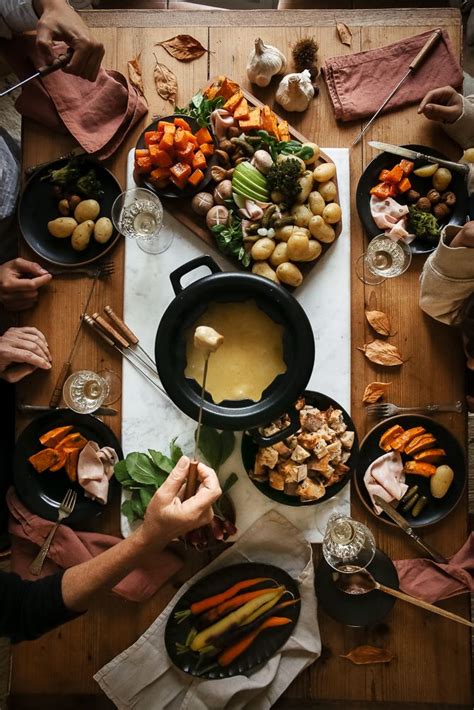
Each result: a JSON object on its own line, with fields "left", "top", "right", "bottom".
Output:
{"left": 156, "top": 34, "right": 207, "bottom": 62}
{"left": 127, "top": 53, "right": 145, "bottom": 97}
{"left": 365, "top": 309, "right": 391, "bottom": 336}
{"left": 362, "top": 381, "right": 392, "bottom": 404}
{"left": 358, "top": 340, "right": 403, "bottom": 366}
{"left": 153, "top": 61, "right": 178, "bottom": 104}
{"left": 336, "top": 22, "right": 352, "bottom": 47}
{"left": 341, "top": 645, "right": 394, "bottom": 665}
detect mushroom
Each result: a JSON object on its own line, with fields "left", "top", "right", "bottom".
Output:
{"left": 251, "top": 149, "right": 274, "bottom": 175}
{"left": 441, "top": 191, "right": 456, "bottom": 207}
{"left": 214, "top": 180, "right": 233, "bottom": 205}
{"left": 206, "top": 205, "right": 229, "bottom": 229}
{"left": 192, "top": 192, "right": 214, "bottom": 216}
{"left": 416, "top": 197, "right": 432, "bottom": 212}
{"left": 433, "top": 202, "right": 451, "bottom": 220}
{"left": 194, "top": 326, "right": 224, "bottom": 353}
{"left": 426, "top": 189, "right": 441, "bottom": 204}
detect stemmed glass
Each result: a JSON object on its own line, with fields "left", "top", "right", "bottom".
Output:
{"left": 322, "top": 514, "right": 376, "bottom": 573}
{"left": 111, "top": 187, "right": 172, "bottom": 255}
{"left": 62, "top": 369, "right": 121, "bottom": 414}
{"left": 356, "top": 234, "right": 412, "bottom": 285}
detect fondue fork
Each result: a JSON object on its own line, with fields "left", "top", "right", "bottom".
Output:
{"left": 90, "top": 312, "right": 156, "bottom": 379}
{"left": 186, "top": 353, "right": 210, "bottom": 500}
{"left": 103, "top": 305, "right": 155, "bottom": 370}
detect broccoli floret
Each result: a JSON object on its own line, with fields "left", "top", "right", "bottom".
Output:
{"left": 76, "top": 170, "right": 104, "bottom": 199}
{"left": 266, "top": 158, "right": 302, "bottom": 205}
{"left": 408, "top": 206, "right": 441, "bottom": 241}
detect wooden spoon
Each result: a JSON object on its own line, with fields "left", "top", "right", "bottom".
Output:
{"left": 333, "top": 568, "right": 474, "bottom": 629}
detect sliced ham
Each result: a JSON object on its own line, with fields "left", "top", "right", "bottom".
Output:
{"left": 370, "top": 196, "right": 415, "bottom": 244}
{"left": 78, "top": 441, "right": 118, "bottom": 505}
{"left": 210, "top": 108, "right": 235, "bottom": 140}
{"left": 363, "top": 451, "right": 408, "bottom": 515}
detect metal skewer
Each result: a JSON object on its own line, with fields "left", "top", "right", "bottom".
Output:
{"left": 104, "top": 305, "right": 155, "bottom": 369}
{"left": 91, "top": 312, "right": 157, "bottom": 379}
{"left": 186, "top": 353, "right": 210, "bottom": 500}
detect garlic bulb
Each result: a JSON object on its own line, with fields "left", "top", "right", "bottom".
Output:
{"left": 246, "top": 38, "right": 287, "bottom": 88}
{"left": 276, "top": 69, "right": 314, "bottom": 112}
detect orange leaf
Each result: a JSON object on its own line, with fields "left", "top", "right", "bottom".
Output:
{"left": 336, "top": 22, "right": 352, "bottom": 47}
{"left": 358, "top": 340, "right": 403, "bottom": 367}
{"left": 153, "top": 58, "right": 178, "bottom": 104}
{"left": 362, "top": 381, "right": 392, "bottom": 404}
{"left": 365, "top": 309, "right": 392, "bottom": 336}
{"left": 128, "top": 53, "right": 145, "bottom": 98}
{"left": 156, "top": 35, "right": 207, "bottom": 62}
{"left": 341, "top": 645, "right": 394, "bottom": 665}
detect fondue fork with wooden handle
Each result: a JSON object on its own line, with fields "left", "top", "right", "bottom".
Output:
{"left": 103, "top": 305, "right": 156, "bottom": 370}
{"left": 91, "top": 312, "right": 157, "bottom": 379}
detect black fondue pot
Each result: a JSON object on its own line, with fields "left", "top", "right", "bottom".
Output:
{"left": 155, "top": 256, "right": 315, "bottom": 446}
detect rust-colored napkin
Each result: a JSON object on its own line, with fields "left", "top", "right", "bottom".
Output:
{"left": 6, "top": 487, "right": 183, "bottom": 603}
{"left": 0, "top": 36, "right": 147, "bottom": 159}
{"left": 394, "top": 533, "right": 474, "bottom": 603}
{"left": 322, "top": 29, "right": 463, "bottom": 122}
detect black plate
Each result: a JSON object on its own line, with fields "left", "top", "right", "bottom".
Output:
{"left": 18, "top": 157, "right": 122, "bottom": 267}
{"left": 315, "top": 548, "right": 398, "bottom": 627}
{"left": 241, "top": 391, "right": 359, "bottom": 507}
{"left": 356, "top": 145, "right": 468, "bottom": 255}
{"left": 354, "top": 414, "right": 466, "bottom": 528}
{"left": 134, "top": 114, "right": 217, "bottom": 199}
{"left": 165, "top": 562, "right": 301, "bottom": 679}
{"left": 14, "top": 409, "right": 123, "bottom": 527}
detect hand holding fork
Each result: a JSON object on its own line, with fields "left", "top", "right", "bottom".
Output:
{"left": 29, "top": 489, "right": 77, "bottom": 576}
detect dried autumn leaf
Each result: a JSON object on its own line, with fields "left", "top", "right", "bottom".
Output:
{"left": 156, "top": 35, "right": 207, "bottom": 62}
{"left": 128, "top": 54, "right": 145, "bottom": 97}
{"left": 341, "top": 645, "right": 394, "bottom": 665}
{"left": 153, "top": 60, "right": 178, "bottom": 104}
{"left": 365, "top": 309, "right": 391, "bottom": 337}
{"left": 358, "top": 340, "right": 403, "bottom": 367}
{"left": 362, "top": 381, "right": 392, "bottom": 404}
{"left": 336, "top": 22, "right": 352, "bottom": 47}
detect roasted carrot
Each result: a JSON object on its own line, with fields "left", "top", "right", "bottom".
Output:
{"left": 201, "top": 586, "right": 281, "bottom": 625}
{"left": 217, "top": 617, "right": 292, "bottom": 667}
{"left": 175, "top": 577, "right": 273, "bottom": 620}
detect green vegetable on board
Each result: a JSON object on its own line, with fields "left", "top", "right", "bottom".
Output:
{"left": 408, "top": 206, "right": 440, "bottom": 241}
{"left": 212, "top": 215, "right": 251, "bottom": 268}
{"left": 176, "top": 91, "right": 225, "bottom": 128}
{"left": 266, "top": 157, "right": 303, "bottom": 205}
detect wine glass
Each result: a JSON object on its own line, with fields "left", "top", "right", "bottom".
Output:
{"left": 62, "top": 369, "right": 118, "bottom": 414}
{"left": 356, "top": 234, "right": 412, "bottom": 285}
{"left": 111, "top": 187, "right": 172, "bottom": 255}
{"left": 322, "top": 514, "right": 376, "bottom": 573}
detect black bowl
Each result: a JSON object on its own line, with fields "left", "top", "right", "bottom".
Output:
{"left": 356, "top": 145, "right": 468, "bottom": 255}
{"left": 354, "top": 414, "right": 466, "bottom": 528}
{"left": 14, "top": 409, "right": 123, "bottom": 527}
{"left": 18, "top": 157, "right": 122, "bottom": 267}
{"left": 241, "top": 391, "right": 359, "bottom": 506}
{"left": 134, "top": 114, "right": 217, "bottom": 199}
{"left": 155, "top": 255, "right": 315, "bottom": 446}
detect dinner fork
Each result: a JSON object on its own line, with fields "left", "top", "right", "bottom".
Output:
{"left": 366, "top": 401, "right": 463, "bottom": 419}
{"left": 29, "top": 489, "right": 77, "bottom": 576}
{"left": 48, "top": 260, "right": 115, "bottom": 279}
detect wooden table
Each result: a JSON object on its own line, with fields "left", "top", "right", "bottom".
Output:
{"left": 11, "top": 8, "right": 471, "bottom": 709}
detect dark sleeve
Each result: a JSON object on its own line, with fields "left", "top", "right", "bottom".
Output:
{"left": 0, "top": 570, "right": 82, "bottom": 643}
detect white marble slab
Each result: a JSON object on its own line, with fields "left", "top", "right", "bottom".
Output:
{"left": 121, "top": 148, "right": 351, "bottom": 542}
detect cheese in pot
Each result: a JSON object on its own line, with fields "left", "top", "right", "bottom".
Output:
{"left": 185, "top": 300, "right": 286, "bottom": 403}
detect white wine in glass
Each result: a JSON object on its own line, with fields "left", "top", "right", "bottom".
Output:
{"left": 356, "top": 234, "right": 412, "bottom": 285}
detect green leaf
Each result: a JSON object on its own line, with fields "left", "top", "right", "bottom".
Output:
{"left": 139, "top": 487, "right": 154, "bottom": 510}
{"left": 221, "top": 472, "right": 238, "bottom": 494}
{"left": 192, "top": 91, "right": 204, "bottom": 109}
{"left": 169, "top": 438, "right": 183, "bottom": 466}
{"left": 219, "top": 430, "right": 235, "bottom": 467}
{"left": 121, "top": 499, "right": 137, "bottom": 525}
{"left": 148, "top": 449, "right": 174, "bottom": 475}
{"left": 126, "top": 452, "right": 161, "bottom": 485}
{"left": 131, "top": 492, "right": 145, "bottom": 520}
{"left": 118, "top": 477, "right": 136, "bottom": 489}
{"left": 197, "top": 426, "right": 222, "bottom": 470}
{"left": 114, "top": 459, "right": 130, "bottom": 483}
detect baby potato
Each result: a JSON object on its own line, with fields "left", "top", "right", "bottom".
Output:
{"left": 252, "top": 261, "right": 280, "bottom": 283}
{"left": 276, "top": 154, "right": 305, "bottom": 172}
{"left": 298, "top": 239, "right": 322, "bottom": 262}
{"left": 71, "top": 220, "right": 94, "bottom": 251}
{"left": 301, "top": 142, "right": 320, "bottom": 165}
{"left": 276, "top": 262, "right": 303, "bottom": 288}
{"left": 313, "top": 162, "right": 336, "bottom": 183}
{"left": 309, "top": 215, "right": 336, "bottom": 243}
{"left": 251, "top": 237, "right": 275, "bottom": 261}
{"left": 287, "top": 232, "right": 310, "bottom": 261}
{"left": 462, "top": 147, "right": 474, "bottom": 163}
{"left": 291, "top": 204, "right": 312, "bottom": 228}
{"left": 74, "top": 199, "right": 100, "bottom": 223}
{"left": 430, "top": 465, "right": 454, "bottom": 499}
{"left": 269, "top": 241, "right": 289, "bottom": 267}
{"left": 295, "top": 171, "right": 314, "bottom": 204}
{"left": 432, "top": 168, "right": 452, "bottom": 192}
{"left": 271, "top": 189, "right": 284, "bottom": 203}
{"left": 318, "top": 180, "right": 337, "bottom": 202}
{"left": 94, "top": 217, "right": 113, "bottom": 244}
{"left": 48, "top": 217, "right": 77, "bottom": 238}
{"left": 58, "top": 199, "right": 70, "bottom": 216}
{"left": 275, "top": 225, "right": 294, "bottom": 242}
{"left": 308, "top": 190, "right": 325, "bottom": 215}
{"left": 322, "top": 202, "right": 342, "bottom": 224}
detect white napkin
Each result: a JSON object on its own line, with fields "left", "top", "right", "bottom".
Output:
{"left": 94, "top": 510, "right": 320, "bottom": 709}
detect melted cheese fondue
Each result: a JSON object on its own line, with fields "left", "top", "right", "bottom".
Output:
{"left": 185, "top": 300, "right": 286, "bottom": 403}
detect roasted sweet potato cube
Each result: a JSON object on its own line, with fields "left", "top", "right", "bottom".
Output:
{"left": 49, "top": 450, "right": 67, "bottom": 473}
{"left": 379, "top": 424, "right": 404, "bottom": 451}
{"left": 55, "top": 432, "right": 88, "bottom": 452}
{"left": 39, "top": 425, "right": 73, "bottom": 448}
{"left": 28, "top": 448, "right": 60, "bottom": 474}
{"left": 413, "top": 448, "right": 446, "bottom": 464}
{"left": 64, "top": 448, "right": 80, "bottom": 482}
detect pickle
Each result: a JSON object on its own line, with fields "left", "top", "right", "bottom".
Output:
{"left": 412, "top": 496, "right": 428, "bottom": 518}
{"left": 401, "top": 485, "right": 418, "bottom": 504}
{"left": 402, "top": 493, "right": 419, "bottom": 513}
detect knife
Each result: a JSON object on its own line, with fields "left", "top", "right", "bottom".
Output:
{"left": 368, "top": 141, "right": 468, "bottom": 175}
{"left": 373, "top": 495, "right": 448, "bottom": 564}
{"left": 18, "top": 404, "right": 117, "bottom": 417}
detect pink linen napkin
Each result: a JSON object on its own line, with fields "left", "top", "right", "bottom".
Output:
{"left": 78, "top": 441, "right": 118, "bottom": 505}
{"left": 363, "top": 451, "right": 408, "bottom": 514}
{"left": 322, "top": 29, "right": 463, "bottom": 122}
{"left": 0, "top": 36, "right": 147, "bottom": 159}
{"left": 394, "top": 533, "right": 474, "bottom": 603}
{"left": 6, "top": 487, "right": 183, "bottom": 603}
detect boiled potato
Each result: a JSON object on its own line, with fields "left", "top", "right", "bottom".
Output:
{"left": 295, "top": 171, "right": 314, "bottom": 204}
{"left": 287, "top": 232, "right": 310, "bottom": 261}
{"left": 71, "top": 220, "right": 94, "bottom": 251}
{"left": 271, "top": 190, "right": 284, "bottom": 203}
{"left": 276, "top": 154, "right": 305, "bottom": 172}
{"left": 318, "top": 180, "right": 337, "bottom": 202}
{"left": 302, "top": 142, "right": 320, "bottom": 165}
{"left": 252, "top": 261, "right": 279, "bottom": 283}
{"left": 276, "top": 262, "right": 303, "bottom": 287}
{"left": 251, "top": 237, "right": 275, "bottom": 261}
{"left": 299, "top": 239, "right": 322, "bottom": 262}
{"left": 291, "top": 204, "right": 312, "bottom": 228}
{"left": 274, "top": 225, "right": 294, "bottom": 242}
{"left": 309, "top": 215, "right": 336, "bottom": 243}
{"left": 322, "top": 202, "right": 342, "bottom": 224}
{"left": 74, "top": 199, "right": 100, "bottom": 223}
{"left": 48, "top": 217, "right": 77, "bottom": 238}
{"left": 94, "top": 217, "right": 113, "bottom": 244}
{"left": 269, "top": 241, "right": 289, "bottom": 267}
{"left": 58, "top": 199, "right": 70, "bottom": 216}
{"left": 430, "top": 465, "right": 454, "bottom": 499}
{"left": 432, "top": 168, "right": 452, "bottom": 192}
{"left": 462, "top": 147, "right": 474, "bottom": 163}
{"left": 313, "top": 162, "right": 336, "bottom": 183}
{"left": 413, "top": 163, "right": 438, "bottom": 177}
{"left": 308, "top": 190, "right": 325, "bottom": 215}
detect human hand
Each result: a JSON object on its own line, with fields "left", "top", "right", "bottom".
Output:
{"left": 0, "top": 327, "right": 52, "bottom": 383}
{"left": 138, "top": 456, "right": 222, "bottom": 549}
{"left": 34, "top": 0, "right": 105, "bottom": 82}
{"left": 448, "top": 221, "right": 474, "bottom": 248}
{"left": 418, "top": 86, "right": 463, "bottom": 124}
{"left": 0, "top": 259, "right": 52, "bottom": 311}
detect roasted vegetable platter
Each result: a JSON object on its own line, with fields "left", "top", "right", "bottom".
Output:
{"left": 134, "top": 75, "right": 342, "bottom": 288}
{"left": 165, "top": 562, "right": 300, "bottom": 679}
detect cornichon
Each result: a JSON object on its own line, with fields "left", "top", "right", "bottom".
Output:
{"left": 401, "top": 485, "right": 419, "bottom": 504}
{"left": 412, "top": 496, "right": 428, "bottom": 518}
{"left": 402, "top": 492, "right": 419, "bottom": 513}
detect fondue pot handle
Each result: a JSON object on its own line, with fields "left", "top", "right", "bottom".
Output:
{"left": 169, "top": 256, "right": 222, "bottom": 295}
{"left": 249, "top": 406, "right": 301, "bottom": 447}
